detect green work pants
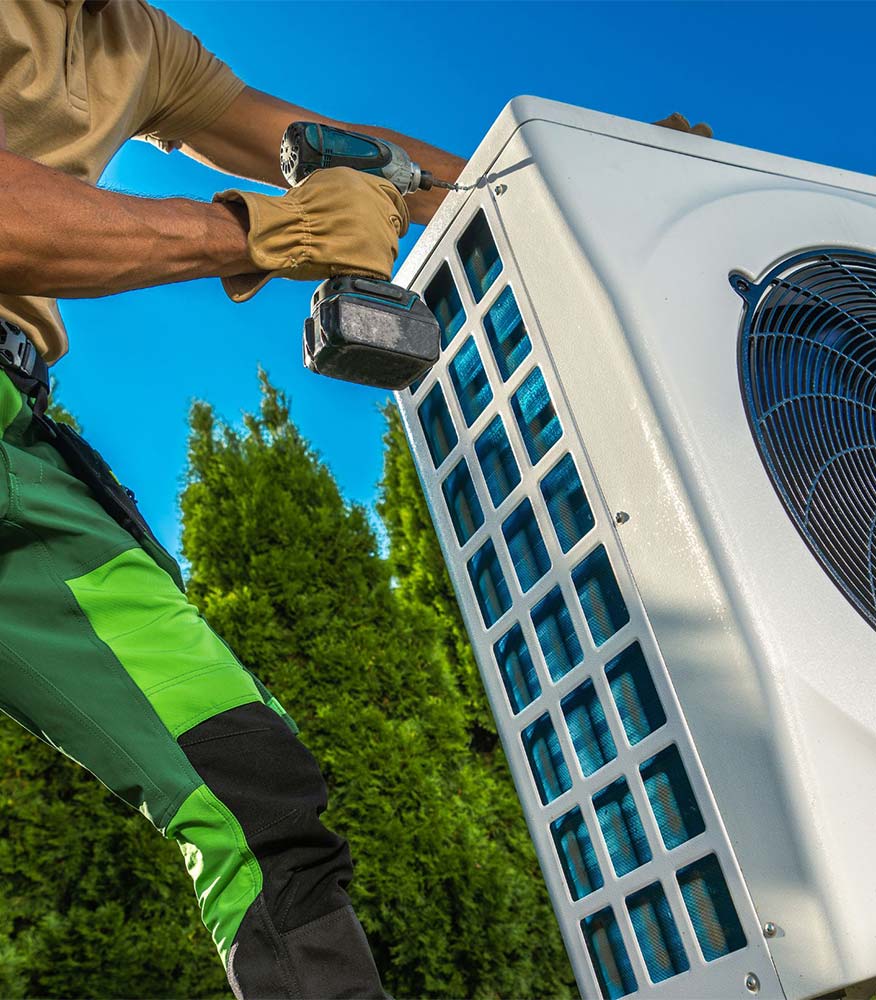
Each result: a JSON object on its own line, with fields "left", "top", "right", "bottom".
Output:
{"left": 0, "top": 373, "right": 386, "bottom": 999}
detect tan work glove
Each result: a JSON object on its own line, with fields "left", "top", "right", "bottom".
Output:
{"left": 214, "top": 167, "right": 410, "bottom": 302}
{"left": 653, "top": 112, "right": 713, "bottom": 138}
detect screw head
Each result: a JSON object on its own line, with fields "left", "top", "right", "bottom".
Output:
{"left": 732, "top": 275, "right": 750, "bottom": 294}
{"left": 763, "top": 921, "right": 777, "bottom": 938}
{"left": 745, "top": 973, "right": 760, "bottom": 994}
{"left": 615, "top": 511, "right": 630, "bottom": 525}
{"left": 494, "top": 183, "right": 507, "bottom": 196}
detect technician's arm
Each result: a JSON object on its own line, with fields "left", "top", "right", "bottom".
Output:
{"left": 180, "top": 87, "right": 466, "bottom": 226}
{"left": 0, "top": 148, "right": 250, "bottom": 298}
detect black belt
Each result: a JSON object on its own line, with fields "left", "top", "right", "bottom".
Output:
{"left": 0, "top": 318, "right": 50, "bottom": 417}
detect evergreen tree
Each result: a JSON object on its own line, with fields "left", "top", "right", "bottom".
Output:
{"left": 379, "top": 402, "right": 576, "bottom": 995}
{"left": 378, "top": 405, "right": 493, "bottom": 741}
{"left": 181, "top": 374, "right": 576, "bottom": 998}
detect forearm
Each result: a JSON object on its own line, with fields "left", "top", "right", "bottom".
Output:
{"left": 0, "top": 149, "right": 250, "bottom": 298}
{"left": 183, "top": 87, "right": 466, "bottom": 226}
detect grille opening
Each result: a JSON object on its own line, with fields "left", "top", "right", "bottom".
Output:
{"left": 475, "top": 415, "right": 521, "bottom": 506}
{"left": 467, "top": 539, "right": 511, "bottom": 627}
{"left": 677, "top": 854, "right": 747, "bottom": 961}
{"left": 484, "top": 285, "right": 532, "bottom": 380}
{"left": 449, "top": 336, "right": 493, "bottom": 427}
{"left": 494, "top": 624, "right": 541, "bottom": 713}
{"left": 424, "top": 261, "right": 465, "bottom": 349}
{"left": 605, "top": 643, "right": 666, "bottom": 745}
{"left": 441, "top": 458, "right": 484, "bottom": 545}
{"left": 573, "top": 545, "right": 629, "bottom": 646}
{"left": 512, "top": 367, "right": 563, "bottom": 465}
{"left": 522, "top": 712, "right": 571, "bottom": 804}
{"left": 561, "top": 679, "right": 617, "bottom": 776}
{"left": 418, "top": 382, "right": 457, "bottom": 468}
{"left": 736, "top": 249, "right": 876, "bottom": 632}
{"left": 551, "top": 806, "right": 604, "bottom": 900}
{"left": 541, "top": 453, "right": 595, "bottom": 552}
{"left": 458, "top": 209, "right": 502, "bottom": 301}
{"left": 626, "top": 883, "right": 690, "bottom": 984}
{"left": 531, "top": 585, "right": 583, "bottom": 681}
{"left": 503, "top": 499, "right": 551, "bottom": 592}
{"left": 640, "top": 744, "right": 705, "bottom": 850}
{"left": 594, "top": 777, "right": 652, "bottom": 877}
{"left": 582, "top": 907, "right": 638, "bottom": 1000}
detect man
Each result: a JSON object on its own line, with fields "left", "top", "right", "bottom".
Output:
{"left": 0, "top": 2, "right": 711, "bottom": 997}
{"left": 0, "top": 2, "right": 462, "bottom": 997}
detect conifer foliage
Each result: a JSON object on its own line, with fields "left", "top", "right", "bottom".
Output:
{"left": 378, "top": 403, "right": 575, "bottom": 994}
{"left": 182, "top": 373, "right": 575, "bottom": 997}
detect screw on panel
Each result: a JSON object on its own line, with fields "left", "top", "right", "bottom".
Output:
{"left": 729, "top": 272, "right": 752, "bottom": 297}
{"left": 745, "top": 973, "right": 760, "bottom": 994}
{"left": 615, "top": 511, "right": 630, "bottom": 524}
{"left": 494, "top": 183, "right": 507, "bottom": 196}
{"left": 763, "top": 921, "right": 777, "bottom": 938}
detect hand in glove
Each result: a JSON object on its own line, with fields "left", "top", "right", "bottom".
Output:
{"left": 214, "top": 167, "right": 410, "bottom": 302}
{"left": 653, "top": 112, "right": 713, "bottom": 138}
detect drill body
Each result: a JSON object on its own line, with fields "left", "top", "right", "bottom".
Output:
{"left": 281, "top": 122, "right": 443, "bottom": 391}
{"left": 281, "top": 122, "right": 437, "bottom": 195}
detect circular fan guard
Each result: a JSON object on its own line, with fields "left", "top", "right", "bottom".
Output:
{"left": 733, "top": 249, "right": 876, "bottom": 631}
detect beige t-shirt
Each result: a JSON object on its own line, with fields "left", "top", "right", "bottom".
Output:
{"left": 0, "top": 0, "right": 246, "bottom": 362}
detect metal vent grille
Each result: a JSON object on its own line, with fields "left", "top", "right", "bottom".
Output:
{"left": 733, "top": 249, "right": 876, "bottom": 632}
{"left": 401, "top": 200, "right": 764, "bottom": 997}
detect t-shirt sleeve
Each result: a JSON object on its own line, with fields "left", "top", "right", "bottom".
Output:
{"left": 135, "top": 2, "right": 246, "bottom": 144}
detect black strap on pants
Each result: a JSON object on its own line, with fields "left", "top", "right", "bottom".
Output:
{"left": 0, "top": 319, "right": 184, "bottom": 588}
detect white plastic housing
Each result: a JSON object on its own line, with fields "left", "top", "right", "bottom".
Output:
{"left": 395, "top": 98, "right": 876, "bottom": 1000}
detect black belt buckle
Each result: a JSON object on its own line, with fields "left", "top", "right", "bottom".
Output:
{"left": 0, "top": 318, "right": 37, "bottom": 374}
{"left": 0, "top": 319, "right": 50, "bottom": 419}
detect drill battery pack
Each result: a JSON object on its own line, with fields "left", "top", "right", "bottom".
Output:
{"left": 303, "top": 276, "right": 440, "bottom": 390}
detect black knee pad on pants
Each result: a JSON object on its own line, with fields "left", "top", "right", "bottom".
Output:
{"left": 179, "top": 703, "right": 385, "bottom": 999}
{"left": 179, "top": 703, "right": 385, "bottom": 1000}
{"left": 178, "top": 701, "right": 353, "bottom": 933}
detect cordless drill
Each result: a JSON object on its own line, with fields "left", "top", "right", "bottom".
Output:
{"left": 281, "top": 122, "right": 461, "bottom": 391}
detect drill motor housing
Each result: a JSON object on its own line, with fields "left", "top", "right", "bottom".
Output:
{"left": 281, "top": 122, "right": 434, "bottom": 195}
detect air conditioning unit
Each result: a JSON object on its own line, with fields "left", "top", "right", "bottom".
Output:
{"left": 394, "top": 98, "right": 876, "bottom": 1000}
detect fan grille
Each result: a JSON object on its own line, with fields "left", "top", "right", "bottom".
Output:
{"left": 734, "top": 249, "right": 876, "bottom": 631}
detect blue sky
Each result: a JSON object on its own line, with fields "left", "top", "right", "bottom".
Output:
{"left": 57, "top": 0, "right": 876, "bottom": 559}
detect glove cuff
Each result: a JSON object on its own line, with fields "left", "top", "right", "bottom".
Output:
{"left": 213, "top": 188, "right": 312, "bottom": 302}
{"left": 218, "top": 270, "right": 280, "bottom": 303}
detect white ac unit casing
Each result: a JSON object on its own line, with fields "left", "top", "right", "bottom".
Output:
{"left": 394, "top": 98, "right": 876, "bottom": 1000}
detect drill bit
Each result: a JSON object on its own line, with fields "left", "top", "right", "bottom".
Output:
{"left": 431, "top": 177, "right": 478, "bottom": 191}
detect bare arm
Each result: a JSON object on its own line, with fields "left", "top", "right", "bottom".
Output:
{"left": 181, "top": 87, "right": 466, "bottom": 226}
{"left": 0, "top": 148, "right": 251, "bottom": 298}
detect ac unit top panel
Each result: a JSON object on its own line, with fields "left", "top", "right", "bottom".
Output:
{"left": 403, "top": 97, "right": 876, "bottom": 284}
{"left": 396, "top": 98, "right": 876, "bottom": 999}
